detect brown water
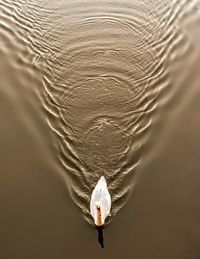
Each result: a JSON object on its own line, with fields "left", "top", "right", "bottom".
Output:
{"left": 0, "top": 0, "right": 200, "bottom": 257}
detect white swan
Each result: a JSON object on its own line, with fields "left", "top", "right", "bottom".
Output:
{"left": 90, "top": 176, "right": 111, "bottom": 226}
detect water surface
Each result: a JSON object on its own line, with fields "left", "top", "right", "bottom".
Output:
{"left": 0, "top": 0, "right": 200, "bottom": 257}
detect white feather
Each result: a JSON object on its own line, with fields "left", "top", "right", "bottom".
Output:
{"left": 90, "top": 176, "right": 111, "bottom": 226}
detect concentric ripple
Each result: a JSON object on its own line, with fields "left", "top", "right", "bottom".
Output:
{"left": 2, "top": 0, "right": 199, "bottom": 226}
{"left": 39, "top": 0, "right": 166, "bottom": 225}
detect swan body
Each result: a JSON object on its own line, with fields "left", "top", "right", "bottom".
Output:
{"left": 90, "top": 176, "right": 111, "bottom": 226}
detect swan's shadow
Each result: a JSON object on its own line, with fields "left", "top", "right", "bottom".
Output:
{"left": 97, "top": 226, "right": 104, "bottom": 248}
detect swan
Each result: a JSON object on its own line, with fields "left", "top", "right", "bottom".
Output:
{"left": 90, "top": 176, "right": 111, "bottom": 226}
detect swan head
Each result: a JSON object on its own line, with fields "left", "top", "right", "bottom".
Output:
{"left": 95, "top": 202, "right": 104, "bottom": 226}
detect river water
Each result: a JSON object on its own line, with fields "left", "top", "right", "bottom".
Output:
{"left": 0, "top": 0, "right": 200, "bottom": 257}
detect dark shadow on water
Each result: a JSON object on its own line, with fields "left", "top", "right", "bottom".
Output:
{"left": 97, "top": 226, "right": 104, "bottom": 248}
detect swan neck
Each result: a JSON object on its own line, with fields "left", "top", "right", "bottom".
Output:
{"left": 96, "top": 206, "right": 103, "bottom": 226}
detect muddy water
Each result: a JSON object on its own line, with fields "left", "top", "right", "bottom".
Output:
{"left": 0, "top": 0, "right": 200, "bottom": 257}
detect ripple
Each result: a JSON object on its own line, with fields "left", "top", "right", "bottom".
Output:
{"left": 2, "top": 0, "right": 198, "bottom": 226}
{"left": 39, "top": 0, "right": 167, "bottom": 225}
